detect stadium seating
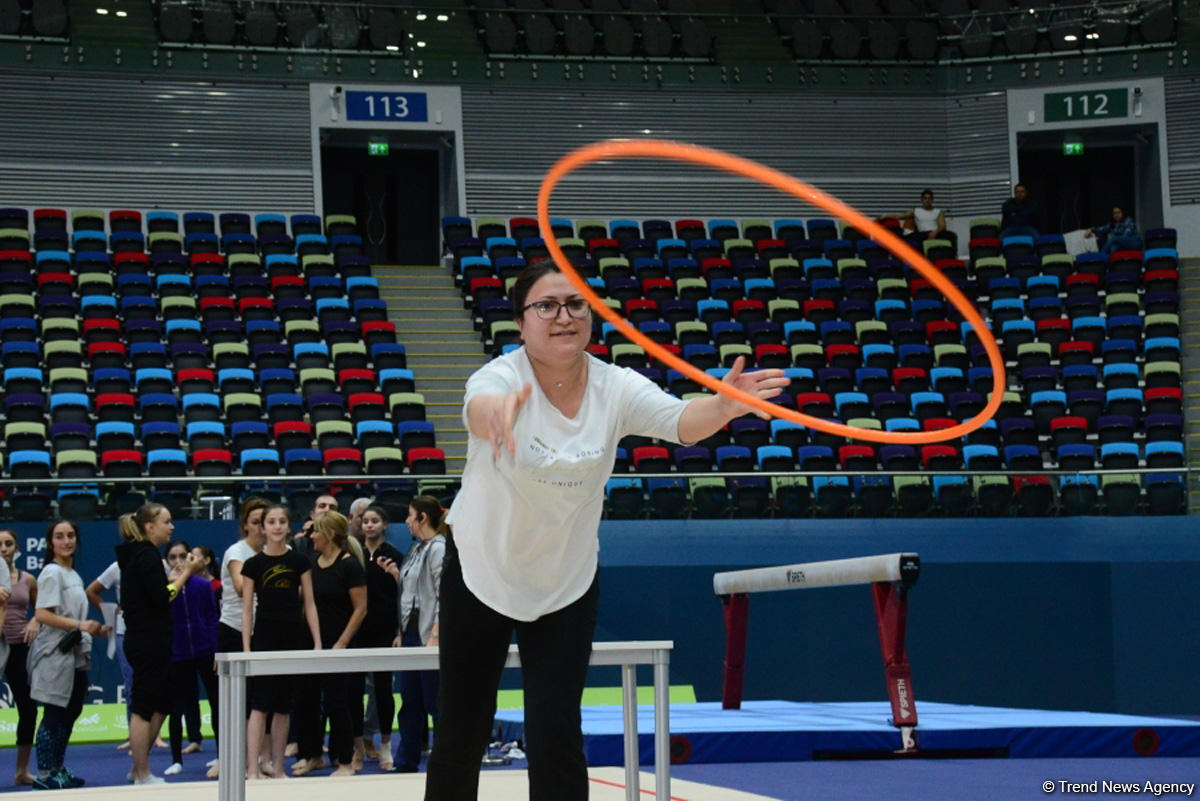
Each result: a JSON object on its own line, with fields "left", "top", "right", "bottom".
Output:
{"left": 444, "top": 215, "right": 1183, "bottom": 518}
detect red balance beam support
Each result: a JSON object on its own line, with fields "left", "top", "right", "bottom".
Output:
{"left": 721, "top": 593, "right": 750, "bottom": 710}
{"left": 873, "top": 580, "right": 918, "bottom": 752}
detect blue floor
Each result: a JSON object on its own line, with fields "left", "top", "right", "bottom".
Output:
{"left": 494, "top": 700, "right": 1200, "bottom": 765}
{"left": 2, "top": 742, "right": 1197, "bottom": 800}
{"left": 672, "top": 758, "right": 1200, "bottom": 801}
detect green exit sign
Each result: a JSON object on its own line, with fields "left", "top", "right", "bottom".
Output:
{"left": 1044, "top": 89, "right": 1128, "bottom": 122}
{"left": 1063, "top": 141, "right": 1084, "bottom": 156}
{"left": 367, "top": 141, "right": 389, "bottom": 156}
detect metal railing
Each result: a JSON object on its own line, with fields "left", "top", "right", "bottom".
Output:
{"left": 214, "top": 641, "right": 673, "bottom": 801}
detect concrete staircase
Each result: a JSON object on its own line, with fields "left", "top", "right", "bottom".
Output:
{"left": 372, "top": 264, "right": 486, "bottom": 475}
{"left": 1180, "top": 258, "right": 1200, "bottom": 512}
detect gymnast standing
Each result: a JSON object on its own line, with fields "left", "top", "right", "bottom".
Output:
{"left": 240, "top": 503, "right": 320, "bottom": 780}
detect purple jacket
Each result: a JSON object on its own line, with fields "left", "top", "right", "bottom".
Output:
{"left": 171, "top": 574, "right": 219, "bottom": 662}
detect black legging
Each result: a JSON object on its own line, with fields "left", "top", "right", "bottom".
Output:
{"left": 168, "top": 655, "right": 219, "bottom": 763}
{"left": 349, "top": 630, "right": 395, "bottom": 740}
{"left": 296, "top": 672, "right": 353, "bottom": 766}
{"left": 4, "top": 642, "right": 37, "bottom": 746}
{"left": 35, "top": 669, "right": 87, "bottom": 775}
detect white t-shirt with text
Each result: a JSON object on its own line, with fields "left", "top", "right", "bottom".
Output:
{"left": 447, "top": 349, "right": 687, "bottom": 621}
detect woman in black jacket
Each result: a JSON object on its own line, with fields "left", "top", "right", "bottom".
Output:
{"left": 116, "top": 503, "right": 197, "bottom": 784}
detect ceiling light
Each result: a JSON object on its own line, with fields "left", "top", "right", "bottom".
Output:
{"left": 1063, "top": 34, "right": 1077, "bottom": 41}
{"left": 436, "top": 14, "right": 448, "bottom": 21}
{"left": 96, "top": 7, "right": 108, "bottom": 14}
{"left": 415, "top": 12, "right": 426, "bottom": 21}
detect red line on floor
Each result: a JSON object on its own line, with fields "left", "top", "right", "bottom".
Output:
{"left": 588, "top": 775, "right": 689, "bottom": 800}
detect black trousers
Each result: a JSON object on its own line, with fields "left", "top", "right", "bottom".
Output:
{"left": 424, "top": 536, "right": 599, "bottom": 801}
{"left": 397, "top": 619, "right": 438, "bottom": 770}
{"left": 349, "top": 629, "right": 395, "bottom": 740}
{"left": 4, "top": 642, "right": 37, "bottom": 746}
{"left": 296, "top": 671, "right": 353, "bottom": 766}
{"left": 168, "top": 655, "right": 218, "bottom": 762}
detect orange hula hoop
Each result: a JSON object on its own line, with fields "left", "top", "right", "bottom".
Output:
{"left": 536, "top": 139, "right": 1006, "bottom": 445}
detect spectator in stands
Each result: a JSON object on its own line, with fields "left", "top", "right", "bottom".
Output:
{"left": 351, "top": 504, "right": 403, "bottom": 771}
{"left": 292, "top": 511, "right": 365, "bottom": 777}
{"left": 212, "top": 497, "right": 269, "bottom": 779}
{"left": 0, "top": 529, "right": 37, "bottom": 786}
{"left": 29, "top": 519, "right": 111, "bottom": 790}
{"left": 292, "top": 494, "right": 340, "bottom": 557}
{"left": 879, "top": 189, "right": 957, "bottom": 253}
{"left": 424, "top": 262, "right": 787, "bottom": 800}
{"left": 1000, "top": 182, "right": 1042, "bottom": 238}
{"left": 118, "top": 503, "right": 198, "bottom": 785}
{"left": 241, "top": 503, "right": 320, "bottom": 781}
{"left": 164, "top": 539, "right": 220, "bottom": 777}
{"left": 376, "top": 496, "right": 446, "bottom": 774}
{"left": 1085, "top": 205, "right": 1142, "bottom": 254}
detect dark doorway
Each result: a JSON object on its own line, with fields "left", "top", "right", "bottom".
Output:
{"left": 320, "top": 135, "right": 440, "bottom": 265}
{"left": 1015, "top": 124, "right": 1161, "bottom": 235}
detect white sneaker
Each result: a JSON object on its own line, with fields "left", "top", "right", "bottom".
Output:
{"left": 134, "top": 773, "right": 166, "bottom": 785}
{"left": 206, "top": 758, "right": 218, "bottom": 768}
{"left": 126, "top": 770, "right": 135, "bottom": 784}
{"left": 164, "top": 762, "right": 183, "bottom": 775}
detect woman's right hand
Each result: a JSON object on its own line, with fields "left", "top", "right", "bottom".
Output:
{"left": 23, "top": 619, "right": 38, "bottom": 644}
{"left": 392, "top": 634, "right": 404, "bottom": 647}
{"left": 485, "top": 385, "right": 532, "bottom": 459}
{"left": 79, "top": 619, "right": 102, "bottom": 636}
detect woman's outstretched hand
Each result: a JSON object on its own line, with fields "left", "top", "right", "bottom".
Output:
{"left": 486, "top": 384, "right": 532, "bottom": 459}
{"left": 718, "top": 356, "right": 790, "bottom": 421}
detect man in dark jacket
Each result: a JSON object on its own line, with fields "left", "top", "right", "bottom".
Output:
{"left": 1000, "top": 183, "right": 1042, "bottom": 238}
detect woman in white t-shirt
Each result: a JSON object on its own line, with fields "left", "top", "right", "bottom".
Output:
{"left": 426, "top": 262, "right": 788, "bottom": 801}
{"left": 209, "top": 497, "right": 268, "bottom": 779}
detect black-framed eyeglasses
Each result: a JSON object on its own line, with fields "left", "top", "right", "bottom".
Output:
{"left": 522, "top": 299, "right": 591, "bottom": 320}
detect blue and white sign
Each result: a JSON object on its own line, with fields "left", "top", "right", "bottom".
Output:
{"left": 345, "top": 91, "right": 429, "bottom": 123}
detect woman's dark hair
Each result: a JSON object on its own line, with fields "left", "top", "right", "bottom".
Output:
{"left": 166, "top": 539, "right": 191, "bottom": 556}
{"left": 261, "top": 503, "right": 291, "bottom": 525}
{"left": 194, "top": 545, "right": 216, "bottom": 569}
{"left": 511, "top": 261, "right": 562, "bottom": 318}
{"left": 45, "top": 518, "right": 80, "bottom": 561}
{"left": 238, "top": 496, "right": 270, "bottom": 539}
{"left": 363, "top": 504, "right": 390, "bottom": 525}
{"left": 921, "top": 188, "right": 934, "bottom": 199}
{"left": 410, "top": 495, "right": 448, "bottom": 535}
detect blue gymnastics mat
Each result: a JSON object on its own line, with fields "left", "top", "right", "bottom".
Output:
{"left": 493, "top": 701, "right": 1200, "bottom": 765}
